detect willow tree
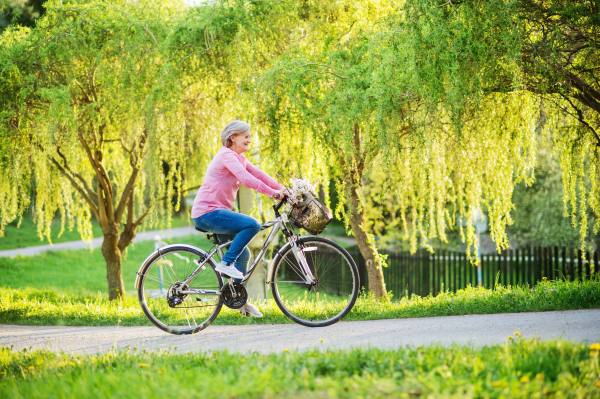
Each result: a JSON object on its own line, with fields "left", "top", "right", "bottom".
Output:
{"left": 0, "top": 0, "right": 232, "bottom": 299}
{"left": 398, "top": 0, "right": 600, "bottom": 250}
{"left": 254, "top": 1, "right": 400, "bottom": 298}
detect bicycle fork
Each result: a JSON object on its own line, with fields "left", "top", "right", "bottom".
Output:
{"left": 290, "top": 240, "right": 317, "bottom": 284}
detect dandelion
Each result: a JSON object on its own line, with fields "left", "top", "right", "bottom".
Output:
{"left": 319, "top": 339, "right": 324, "bottom": 342}
{"left": 84, "top": 299, "right": 90, "bottom": 302}
{"left": 283, "top": 348, "right": 290, "bottom": 353}
{"left": 107, "top": 354, "right": 113, "bottom": 358}
{"left": 590, "top": 343, "right": 600, "bottom": 351}
{"left": 240, "top": 358, "right": 246, "bottom": 363}
{"left": 508, "top": 336, "right": 513, "bottom": 340}
{"left": 520, "top": 376, "right": 530, "bottom": 383}
{"left": 138, "top": 363, "right": 150, "bottom": 368}
{"left": 596, "top": 381, "right": 600, "bottom": 388}
{"left": 542, "top": 277, "right": 547, "bottom": 280}
{"left": 28, "top": 366, "right": 34, "bottom": 370}
{"left": 514, "top": 331, "right": 520, "bottom": 336}
{"left": 535, "top": 373, "right": 544, "bottom": 380}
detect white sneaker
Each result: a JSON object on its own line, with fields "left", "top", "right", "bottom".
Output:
{"left": 240, "top": 303, "right": 263, "bottom": 317}
{"left": 215, "top": 262, "right": 244, "bottom": 279}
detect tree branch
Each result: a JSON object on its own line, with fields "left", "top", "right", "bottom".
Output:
{"left": 114, "top": 131, "right": 148, "bottom": 223}
{"left": 55, "top": 146, "right": 98, "bottom": 202}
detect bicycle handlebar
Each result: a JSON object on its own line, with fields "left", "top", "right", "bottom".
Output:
{"left": 273, "top": 198, "right": 286, "bottom": 213}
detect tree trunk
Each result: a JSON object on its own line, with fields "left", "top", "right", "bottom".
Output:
{"left": 346, "top": 184, "right": 388, "bottom": 299}
{"left": 101, "top": 228, "right": 125, "bottom": 300}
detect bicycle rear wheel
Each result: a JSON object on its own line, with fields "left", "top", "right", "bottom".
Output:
{"left": 271, "top": 236, "right": 359, "bottom": 327}
{"left": 138, "top": 245, "right": 223, "bottom": 335}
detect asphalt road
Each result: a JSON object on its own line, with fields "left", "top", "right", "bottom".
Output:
{"left": 1, "top": 309, "right": 598, "bottom": 355}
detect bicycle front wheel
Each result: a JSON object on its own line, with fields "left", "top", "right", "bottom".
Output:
{"left": 138, "top": 245, "right": 223, "bottom": 335}
{"left": 271, "top": 236, "right": 359, "bottom": 327}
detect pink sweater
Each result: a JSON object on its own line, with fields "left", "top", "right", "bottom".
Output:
{"left": 191, "top": 147, "right": 283, "bottom": 218}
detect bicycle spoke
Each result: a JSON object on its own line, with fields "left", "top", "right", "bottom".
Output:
{"left": 272, "top": 238, "right": 358, "bottom": 326}
{"left": 139, "top": 247, "right": 223, "bottom": 335}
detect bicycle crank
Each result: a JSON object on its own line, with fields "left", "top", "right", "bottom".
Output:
{"left": 221, "top": 282, "right": 248, "bottom": 309}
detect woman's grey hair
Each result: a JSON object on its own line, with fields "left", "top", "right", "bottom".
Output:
{"left": 221, "top": 120, "right": 251, "bottom": 147}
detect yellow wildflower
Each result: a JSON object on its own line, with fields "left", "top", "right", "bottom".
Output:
{"left": 138, "top": 363, "right": 150, "bottom": 368}
{"left": 542, "top": 277, "right": 547, "bottom": 280}
{"left": 596, "top": 381, "right": 600, "bottom": 388}
{"left": 491, "top": 381, "right": 502, "bottom": 387}
{"left": 240, "top": 359, "right": 246, "bottom": 363}
{"left": 283, "top": 348, "right": 290, "bottom": 353}
{"left": 320, "top": 339, "right": 324, "bottom": 342}
{"left": 514, "top": 331, "right": 520, "bottom": 336}
{"left": 520, "top": 376, "right": 530, "bottom": 383}
{"left": 28, "top": 366, "right": 34, "bottom": 370}
{"left": 590, "top": 343, "right": 600, "bottom": 351}
{"left": 535, "top": 373, "right": 544, "bottom": 380}
{"left": 508, "top": 336, "right": 513, "bottom": 340}
{"left": 84, "top": 299, "right": 90, "bottom": 302}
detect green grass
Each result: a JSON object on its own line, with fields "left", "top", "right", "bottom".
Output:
{"left": 1, "top": 339, "right": 599, "bottom": 398}
{"left": 0, "top": 234, "right": 210, "bottom": 295}
{"left": 0, "top": 214, "right": 194, "bottom": 251}
{"left": 1, "top": 232, "right": 599, "bottom": 326}
{"left": 1, "top": 278, "right": 599, "bottom": 327}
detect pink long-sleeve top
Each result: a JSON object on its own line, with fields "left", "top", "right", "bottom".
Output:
{"left": 191, "top": 147, "right": 283, "bottom": 218}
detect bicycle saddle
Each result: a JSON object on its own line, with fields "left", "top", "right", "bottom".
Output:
{"left": 194, "top": 226, "right": 208, "bottom": 233}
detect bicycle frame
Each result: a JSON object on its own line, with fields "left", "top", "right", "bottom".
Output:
{"left": 175, "top": 217, "right": 315, "bottom": 296}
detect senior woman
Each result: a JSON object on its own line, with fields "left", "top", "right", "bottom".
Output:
{"left": 191, "top": 120, "right": 285, "bottom": 317}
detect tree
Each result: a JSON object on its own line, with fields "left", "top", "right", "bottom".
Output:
{"left": 0, "top": 0, "right": 230, "bottom": 299}
{"left": 254, "top": 2, "right": 401, "bottom": 298}
{"left": 397, "top": 0, "right": 600, "bottom": 251}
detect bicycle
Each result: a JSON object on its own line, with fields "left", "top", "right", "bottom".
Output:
{"left": 135, "top": 198, "right": 360, "bottom": 335}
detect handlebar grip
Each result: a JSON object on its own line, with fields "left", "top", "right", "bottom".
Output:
{"left": 273, "top": 198, "right": 285, "bottom": 212}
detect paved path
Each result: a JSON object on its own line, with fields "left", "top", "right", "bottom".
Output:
{"left": 0, "top": 228, "right": 356, "bottom": 258}
{"left": 1, "top": 309, "right": 598, "bottom": 355}
{"left": 0, "top": 226, "right": 200, "bottom": 258}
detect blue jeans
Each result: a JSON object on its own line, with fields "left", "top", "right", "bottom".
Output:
{"left": 193, "top": 210, "right": 261, "bottom": 282}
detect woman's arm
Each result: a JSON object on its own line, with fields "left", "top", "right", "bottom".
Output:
{"left": 245, "top": 159, "right": 283, "bottom": 190}
{"left": 221, "top": 151, "right": 278, "bottom": 197}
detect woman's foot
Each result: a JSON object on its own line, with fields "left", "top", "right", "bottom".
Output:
{"left": 215, "top": 262, "right": 244, "bottom": 279}
{"left": 240, "top": 303, "right": 263, "bottom": 317}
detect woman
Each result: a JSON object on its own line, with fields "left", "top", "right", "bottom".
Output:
{"left": 191, "top": 120, "right": 285, "bottom": 317}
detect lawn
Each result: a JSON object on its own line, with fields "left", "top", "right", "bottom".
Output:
{"left": 1, "top": 231, "right": 599, "bottom": 327}
{"left": 1, "top": 338, "right": 599, "bottom": 398}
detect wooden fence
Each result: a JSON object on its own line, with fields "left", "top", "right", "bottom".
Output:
{"left": 347, "top": 246, "right": 599, "bottom": 298}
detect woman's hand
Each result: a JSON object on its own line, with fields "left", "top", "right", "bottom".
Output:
{"left": 273, "top": 189, "right": 287, "bottom": 200}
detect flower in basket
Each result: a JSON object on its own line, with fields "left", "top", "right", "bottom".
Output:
{"left": 280, "top": 178, "right": 315, "bottom": 222}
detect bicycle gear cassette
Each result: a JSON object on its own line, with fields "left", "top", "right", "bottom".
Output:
{"left": 222, "top": 282, "right": 248, "bottom": 309}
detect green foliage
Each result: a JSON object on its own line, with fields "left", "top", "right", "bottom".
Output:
{"left": 397, "top": 0, "right": 600, "bottom": 252}
{"left": 1, "top": 339, "right": 599, "bottom": 398}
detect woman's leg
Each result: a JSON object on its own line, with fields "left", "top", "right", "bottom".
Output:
{"left": 193, "top": 209, "right": 261, "bottom": 271}
{"left": 216, "top": 233, "right": 251, "bottom": 283}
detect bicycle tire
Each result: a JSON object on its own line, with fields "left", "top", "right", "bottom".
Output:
{"left": 138, "top": 245, "right": 223, "bottom": 335}
{"left": 270, "top": 236, "right": 359, "bottom": 327}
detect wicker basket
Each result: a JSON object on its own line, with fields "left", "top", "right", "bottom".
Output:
{"left": 288, "top": 192, "right": 333, "bottom": 235}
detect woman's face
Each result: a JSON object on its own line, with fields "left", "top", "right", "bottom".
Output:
{"left": 230, "top": 131, "right": 251, "bottom": 154}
